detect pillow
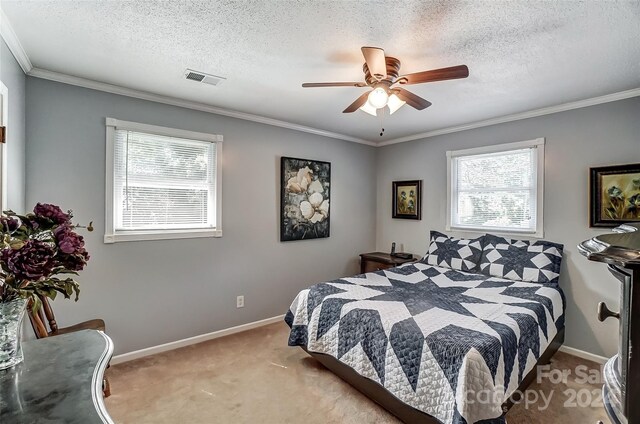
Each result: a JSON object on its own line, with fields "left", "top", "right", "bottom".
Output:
{"left": 479, "top": 234, "right": 564, "bottom": 284}
{"left": 423, "top": 231, "right": 484, "bottom": 272}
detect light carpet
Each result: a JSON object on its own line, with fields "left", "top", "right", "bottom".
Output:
{"left": 105, "top": 322, "right": 607, "bottom": 423}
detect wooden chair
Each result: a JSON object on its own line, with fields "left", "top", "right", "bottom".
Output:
{"left": 27, "top": 295, "right": 111, "bottom": 397}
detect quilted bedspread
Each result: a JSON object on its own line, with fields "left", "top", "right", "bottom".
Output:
{"left": 285, "top": 262, "right": 565, "bottom": 424}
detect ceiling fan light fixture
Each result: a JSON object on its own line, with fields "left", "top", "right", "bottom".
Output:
{"left": 387, "top": 93, "right": 406, "bottom": 115}
{"left": 302, "top": 46, "right": 468, "bottom": 119}
{"left": 359, "top": 101, "right": 378, "bottom": 116}
{"left": 367, "top": 86, "right": 389, "bottom": 109}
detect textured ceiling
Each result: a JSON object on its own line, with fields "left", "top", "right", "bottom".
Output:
{"left": 2, "top": 0, "right": 639, "bottom": 142}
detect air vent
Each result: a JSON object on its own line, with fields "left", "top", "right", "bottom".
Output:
{"left": 184, "top": 69, "right": 225, "bottom": 86}
{"left": 185, "top": 71, "right": 205, "bottom": 82}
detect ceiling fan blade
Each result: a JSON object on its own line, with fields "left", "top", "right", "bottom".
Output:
{"left": 343, "top": 91, "right": 371, "bottom": 113}
{"left": 361, "top": 46, "right": 387, "bottom": 80}
{"left": 302, "top": 82, "right": 367, "bottom": 88}
{"left": 393, "top": 88, "right": 432, "bottom": 110}
{"left": 398, "top": 65, "right": 469, "bottom": 85}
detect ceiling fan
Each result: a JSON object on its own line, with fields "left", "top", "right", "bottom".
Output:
{"left": 302, "top": 47, "right": 469, "bottom": 116}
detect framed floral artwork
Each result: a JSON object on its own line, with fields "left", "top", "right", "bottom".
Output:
{"left": 590, "top": 163, "right": 640, "bottom": 227}
{"left": 280, "top": 157, "right": 330, "bottom": 241}
{"left": 392, "top": 180, "right": 422, "bottom": 220}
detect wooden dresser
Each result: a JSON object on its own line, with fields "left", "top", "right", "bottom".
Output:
{"left": 360, "top": 252, "right": 418, "bottom": 273}
{"left": 0, "top": 329, "right": 114, "bottom": 423}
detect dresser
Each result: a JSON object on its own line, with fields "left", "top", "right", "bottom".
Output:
{"left": 579, "top": 223, "right": 640, "bottom": 424}
{"left": 0, "top": 329, "right": 115, "bottom": 423}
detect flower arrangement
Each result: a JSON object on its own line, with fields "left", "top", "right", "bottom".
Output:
{"left": 286, "top": 166, "right": 330, "bottom": 224}
{"left": 0, "top": 203, "right": 92, "bottom": 306}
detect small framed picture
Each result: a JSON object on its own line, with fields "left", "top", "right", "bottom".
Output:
{"left": 392, "top": 180, "right": 422, "bottom": 220}
{"left": 589, "top": 163, "right": 640, "bottom": 227}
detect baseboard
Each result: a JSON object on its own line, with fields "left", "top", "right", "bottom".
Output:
{"left": 110, "top": 316, "right": 608, "bottom": 366}
{"left": 559, "top": 345, "right": 608, "bottom": 365}
{"left": 110, "top": 314, "right": 285, "bottom": 365}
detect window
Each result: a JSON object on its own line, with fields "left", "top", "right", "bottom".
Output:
{"left": 105, "top": 118, "right": 222, "bottom": 243}
{"left": 447, "top": 138, "right": 544, "bottom": 237}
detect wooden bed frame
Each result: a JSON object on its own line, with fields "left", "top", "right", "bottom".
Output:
{"left": 302, "top": 326, "right": 565, "bottom": 424}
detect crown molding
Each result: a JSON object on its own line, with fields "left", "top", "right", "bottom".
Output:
{"left": 0, "top": 7, "right": 32, "bottom": 73}
{"left": 378, "top": 87, "right": 640, "bottom": 146}
{"left": 26, "top": 66, "right": 640, "bottom": 148}
{"left": 27, "top": 67, "right": 377, "bottom": 146}
{"left": 23, "top": 67, "right": 640, "bottom": 149}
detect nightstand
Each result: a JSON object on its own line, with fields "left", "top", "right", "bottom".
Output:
{"left": 359, "top": 252, "right": 418, "bottom": 274}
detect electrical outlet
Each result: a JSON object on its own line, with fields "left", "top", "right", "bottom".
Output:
{"left": 236, "top": 295, "right": 244, "bottom": 308}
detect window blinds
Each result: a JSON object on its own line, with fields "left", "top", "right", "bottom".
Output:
{"left": 451, "top": 147, "right": 537, "bottom": 232}
{"left": 113, "top": 130, "right": 216, "bottom": 231}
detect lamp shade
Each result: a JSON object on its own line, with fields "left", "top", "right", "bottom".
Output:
{"left": 387, "top": 94, "right": 406, "bottom": 115}
{"left": 367, "top": 87, "right": 389, "bottom": 109}
{"left": 359, "top": 101, "right": 378, "bottom": 116}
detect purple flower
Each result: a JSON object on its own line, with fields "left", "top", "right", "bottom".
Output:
{"left": 1, "top": 239, "right": 56, "bottom": 280}
{"left": 33, "top": 203, "right": 70, "bottom": 225}
{"left": 54, "top": 225, "right": 85, "bottom": 254}
{"left": 53, "top": 225, "right": 90, "bottom": 271}
{"left": 60, "top": 250, "right": 90, "bottom": 272}
{"left": 0, "top": 216, "right": 21, "bottom": 234}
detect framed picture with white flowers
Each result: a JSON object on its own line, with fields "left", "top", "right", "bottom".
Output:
{"left": 280, "top": 157, "right": 331, "bottom": 241}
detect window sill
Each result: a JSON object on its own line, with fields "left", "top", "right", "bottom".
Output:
{"left": 446, "top": 224, "right": 544, "bottom": 239}
{"left": 104, "top": 228, "right": 222, "bottom": 243}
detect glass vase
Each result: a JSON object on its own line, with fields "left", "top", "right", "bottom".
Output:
{"left": 0, "top": 298, "right": 27, "bottom": 370}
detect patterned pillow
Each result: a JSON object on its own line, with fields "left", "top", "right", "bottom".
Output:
{"left": 479, "top": 234, "right": 564, "bottom": 284}
{"left": 423, "top": 231, "right": 484, "bottom": 272}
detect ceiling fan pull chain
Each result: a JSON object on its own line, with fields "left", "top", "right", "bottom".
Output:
{"left": 379, "top": 108, "right": 386, "bottom": 136}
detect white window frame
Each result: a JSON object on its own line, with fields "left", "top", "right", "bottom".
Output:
{"left": 446, "top": 138, "right": 545, "bottom": 238}
{"left": 104, "top": 118, "right": 223, "bottom": 243}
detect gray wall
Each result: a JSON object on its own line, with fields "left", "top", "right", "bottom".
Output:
{"left": 0, "top": 38, "right": 26, "bottom": 212}
{"left": 23, "top": 73, "right": 640, "bottom": 359}
{"left": 376, "top": 97, "right": 640, "bottom": 358}
{"left": 25, "top": 77, "right": 377, "bottom": 355}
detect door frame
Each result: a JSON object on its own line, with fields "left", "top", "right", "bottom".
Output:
{"left": 0, "top": 81, "right": 7, "bottom": 211}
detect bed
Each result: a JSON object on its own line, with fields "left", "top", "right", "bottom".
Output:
{"left": 285, "top": 231, "right": 566, "bottom": 424}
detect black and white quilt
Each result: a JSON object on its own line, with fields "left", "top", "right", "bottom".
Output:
{"left": 285, "top": 262, "right": 565, "bottom": 424}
